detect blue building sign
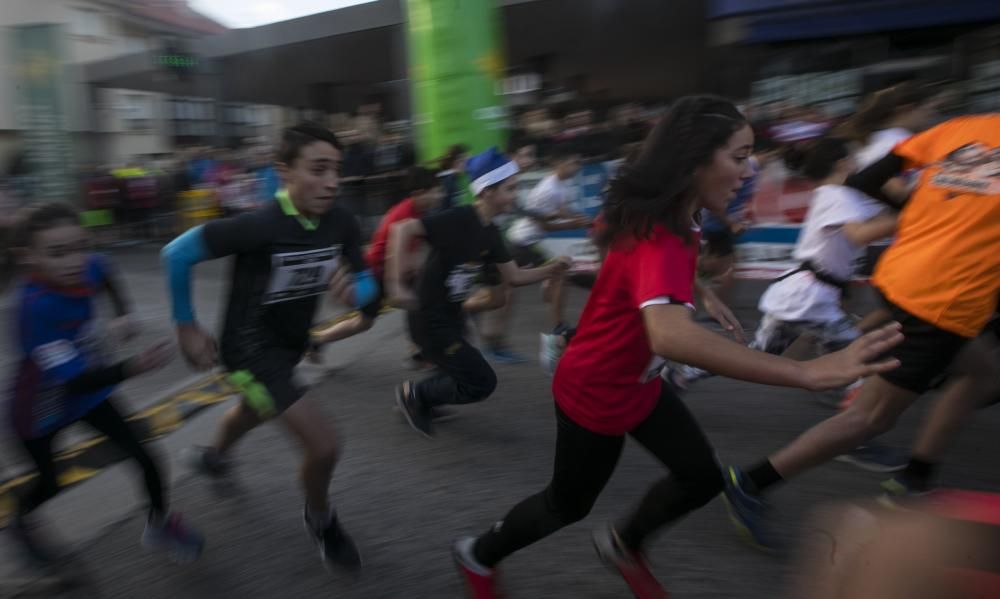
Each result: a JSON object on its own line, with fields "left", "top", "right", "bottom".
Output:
{"left": 710, "top": 0, "right": 1000, "bottom": 42}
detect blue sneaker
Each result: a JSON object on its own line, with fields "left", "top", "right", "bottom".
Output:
{"left": 723, "top": 466, "right": 779, "bottom": 551}
{"left": 835, "top": 443, "right": 908, "bottom": 473}
{"left": 485, "top": 347, "right": 528, "bottom": 364}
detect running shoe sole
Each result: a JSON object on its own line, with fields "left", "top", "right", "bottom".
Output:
{"left": 833, "top": 453, "right": 907, "bottom": 473}
{"left": 391, "top": 404, "right": 459, "bottom": 423}
{"left": 395, "top": 384, "right": 433, "bottom": 440}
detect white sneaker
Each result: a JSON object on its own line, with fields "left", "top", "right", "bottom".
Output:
{"left": 539, "top": 333, "right": 563, "bottom": 376}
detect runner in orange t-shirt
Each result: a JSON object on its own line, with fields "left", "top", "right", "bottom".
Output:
{"left": 725, "top": 114, "right": 1000, "bottom": 550}
{"left": 874, "top": 115, "right": 1000, "bottom": 339}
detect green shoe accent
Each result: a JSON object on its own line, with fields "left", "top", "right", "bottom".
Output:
{"left": 880, "top": 478, "right": 907, "bottom": 497}
{"left": 226, "top": 370, "right": 277, "bottom": 420}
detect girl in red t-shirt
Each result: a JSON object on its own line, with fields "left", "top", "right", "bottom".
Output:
{"left": 452, "top": 96, "right": 905, "bottom": 598}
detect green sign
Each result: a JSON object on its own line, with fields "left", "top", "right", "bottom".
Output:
{"left": 156, "top": 54, "right": 199, "bottom": 68}
{"left": 405, "top": 0, "right": 508, "bottom": 163}
{"left": 11, "top": 24, "right": 73, "bottom": 201}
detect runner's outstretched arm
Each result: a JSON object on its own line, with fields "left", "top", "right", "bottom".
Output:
{"left": 841, "top": 212, "right": 899, "bottom": 246}
{"left": 162, "top": 225, "right": 212, "bottom": 325}
{"left": 162, "top": 225, "right": 223, "bottom": 370}
{"left": 845, "top": 153, "right": 907, "bottom": 209}
{"left": 385, "top": 218, "right": 423, "bottom": 308}
{"left": 99, "top": 256, "right": 132, "bottom": 317}
{"left": 644, "top": 303, "right": 902, "bottom": 391}
{"left": 694, "top": 278, "right": 745, "bottom": 343}
{"left": 496, "top": 258, "right": 570, "bottom": 287}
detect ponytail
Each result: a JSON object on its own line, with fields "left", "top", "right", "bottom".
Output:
{"left": 0, "top": 202, "right": 80, "bottom": 291}
{"left": 838, "top": 81, "right": 939, "bottom": 144}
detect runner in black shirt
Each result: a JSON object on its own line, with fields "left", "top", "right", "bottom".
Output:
{"left": 161, "top": 123, "right": 377, "bottom": 572}
{"left": 387, "top": 147, "right": 570, "bottom": 438}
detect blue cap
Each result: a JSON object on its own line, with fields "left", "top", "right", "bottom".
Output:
{"left": 466, "top": 147, "right": 519, "bottom": 195}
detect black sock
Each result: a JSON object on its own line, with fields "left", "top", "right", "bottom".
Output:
{"left": 746, "top": 460, "right": 783, "bottom": 495}
{"left": 901, "top": 457, "right": 936, "bottom": 491}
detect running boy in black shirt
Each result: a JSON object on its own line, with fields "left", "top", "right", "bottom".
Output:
{"left": 161, "top": 123, "right": 377, "bottom": 571}
{"left": 387, "top": 147, "right": 570, "bottom": 438}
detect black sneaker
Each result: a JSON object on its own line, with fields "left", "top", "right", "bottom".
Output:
{"left": 303, "top": 508, "right": 362, "bottom": 573}
{"left": 395, "top": 381, "right": 433, "bottom": 439}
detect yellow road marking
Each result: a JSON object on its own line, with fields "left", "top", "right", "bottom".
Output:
{"left": 0, "top": 473, "right": 36, "bottom": 495}
{"left": 58, "top": 466, "right": 100, "bottom": 486}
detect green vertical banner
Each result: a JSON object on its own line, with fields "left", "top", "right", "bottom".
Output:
{"left": 406, "top": 0, "right": 508, "bottom": 163}
{"left": 12, "top": 24, "right": 73, "bottom": 201}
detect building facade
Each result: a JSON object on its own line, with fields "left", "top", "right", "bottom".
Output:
{"left": 0, "top": 0, "right": 282, "bottom": 181}
{"left": 706, "top": 0, "right": 1000, "bottom": 114}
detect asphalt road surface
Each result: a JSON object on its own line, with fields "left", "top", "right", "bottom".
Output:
{"left": 3, "top": 265, "right": 999, "bottom": 599}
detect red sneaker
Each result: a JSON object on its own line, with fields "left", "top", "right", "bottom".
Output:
{"left": 593, "top": 526, "right": 669, "bottom": 599}
{"left": 453, "top": 537, "right": 500, "bottom": 598}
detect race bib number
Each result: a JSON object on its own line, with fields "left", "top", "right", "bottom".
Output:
{"left": 639, "top": 355, "right": 666, "bottom": 384}
{"left": 32, "top": 340, "right": 79, "bottom": 371}
{"left": 264, "top": 246, "right": 340, "bottom": 305}
{"left": 446, "top": 263, "right": 483, "bottom": 302}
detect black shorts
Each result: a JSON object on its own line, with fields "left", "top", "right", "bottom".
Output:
{"left": 511, "top": 243, "right": 549, "bottom": 268}
{"left": 703, "top": 229, "right": 735, "bottom": 257}
{"left": 877, "top": 294, "right": 970, "bottom": 394}
{"left": 224, "top": 347, "right": 305, "bottom": 419}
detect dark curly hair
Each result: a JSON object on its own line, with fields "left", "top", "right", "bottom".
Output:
{"left": 597, "top": 95, "right": 747, "bottom": 248}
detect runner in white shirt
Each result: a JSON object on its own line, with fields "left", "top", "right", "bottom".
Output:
{"left": 668, "top": 137, "right": 903, "bottom": 472}
{"left": 836, "top": 81, "right": 945, "bottom": 334}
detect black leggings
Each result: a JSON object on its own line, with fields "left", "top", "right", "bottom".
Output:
{"left": 409, "top": 313, "right": 497, "bottom": 407}
{"left": 18, "top": 399, "right": 166, "bottom": 517}
{"left": 474, "top": 386, "right": 723, "bottom": 566}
